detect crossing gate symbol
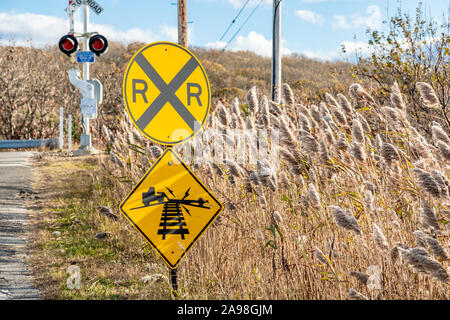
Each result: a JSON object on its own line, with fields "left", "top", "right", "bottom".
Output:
{"left": 119, "top": 148, "right": 223, "bottom": 269}
{"left": 123, "top": 42, "right": 211, "bottom": 145}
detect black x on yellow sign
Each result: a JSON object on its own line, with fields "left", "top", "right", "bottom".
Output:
{"left": 123, "top": 42, "right": 211, "bottom": 145}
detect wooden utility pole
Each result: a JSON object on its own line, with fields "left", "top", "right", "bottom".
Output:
{"left": 178, "top": 0, "right": 187, "bottom": 48}
{"left": 271, "top": 0, "right": 282, "bottom": 103}
{"left": 173, "top": 0, "right": 186, "bottom": 289}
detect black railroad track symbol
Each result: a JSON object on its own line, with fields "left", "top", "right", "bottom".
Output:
{"left": 130, "top": 186, "right": 210, "bottom": 240}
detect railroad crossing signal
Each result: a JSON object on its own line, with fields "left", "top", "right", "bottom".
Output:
{"left": 89, "top": 35, "right": 108, "bottom": 56}
{"left": 66, "top": 0, "right": 104, "bottom": 15}
{"left": 120, "top": 148, "right": 223, "bottom": 269}
{"left": 59, "top": 34, "right": 79, "bottom": 56}
{"left": 123, "top": 42, "right": 211, "bottom": 145}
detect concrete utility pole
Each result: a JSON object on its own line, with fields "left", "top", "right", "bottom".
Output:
{"left": 271, "top": 0, "right": 282, "bottom": 103}
{"left": 178, "top": 0, "right": 187, "bottom": 47}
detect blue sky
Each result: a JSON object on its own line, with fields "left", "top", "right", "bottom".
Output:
{"left": 0, "top": 0, "right": 448, "bottom": 61}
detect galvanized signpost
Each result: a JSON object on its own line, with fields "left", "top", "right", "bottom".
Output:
{"left": 121, "top": 42, "right": 222, "bottom": 296}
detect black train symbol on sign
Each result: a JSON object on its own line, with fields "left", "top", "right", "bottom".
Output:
{"left": 131, "top": 186, "right": 210, "bottom": 240}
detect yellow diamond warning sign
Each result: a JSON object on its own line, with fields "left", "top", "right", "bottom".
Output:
{"left": 119, "top": 148, "right": 223, "bottom": 269}
{"left": 123, "top": 42, "right": 211, "bottom": 145}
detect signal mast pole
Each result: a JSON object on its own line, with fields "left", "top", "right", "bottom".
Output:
{"left": 69, "top": 4, "right": 75, "bottom": 34}
{"left": 271, "top": 0, "right": 282, "bottom": 103}
{"left": 83, "top": 3, "right": 90, "bottom": 81}
{"left": 80, "top": 2, "right": 92, "bottom": 151}
{"left": 178, "top": 0, "right": 187, "bottom": 48}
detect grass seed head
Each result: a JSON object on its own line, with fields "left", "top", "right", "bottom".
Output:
{"left": 398, "top": 247, "right": 448, "bottom": 282}
{"left": 246, "top": 86, "right": 259, "bottom": 114}
{"left": 349, "top": 83, "right": 376, "bottom": 105}
{"left": 416, "top": 82, "right": 440, "bottom": 108}
{"left": 413, "top": 169, "right": 441, "bottom": 198}
{"left": 351, "top": 118, "right": 365, "bottom": 144}
{"left": 381, "top": 142, "right": 400, "bottom": 163}
{"left": 436, "top": 140, "right": 450, "bottom": 161}
{"left": 348, "top": 288, "right": 368, "bottom": 300}
{"left": 390, "top": 81, "right": 406, "bottom": 111}
{"left": 421, "top": 201, "right": 441, "bottom": 232}
{"left": 350, "top": 142, "right": 366, "bottom": 162}
{"left": 273, "top": 211, "right": 283, "bottom": 223}
{"left": 314, "top": 246, "right": 330, "bottom": 266}
{"left": 431, "top": 125, "right": 450, "bottom": 144}
{"left": 373, "top": 223, "right": 389, "bottom": 250}
{"left": 337, "top": 93, "right": 353, "bottom": 116}
{"left": 308, "top": 183, "right": 321, "bottom": 208}
{"left": 329, "top": 206, "right": 362, "bottom": 234}
{"left": 282, "top": 83, "right": 294, "bottom": 106}
{"left": 350, "top": 271, "right": 370, "bottom": 285}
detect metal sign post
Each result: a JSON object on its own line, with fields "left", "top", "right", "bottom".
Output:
{"left": 83, "top": 3, "right": 90, "bottom": 81}
{"left": 69, "top": 7, "right": 75, "bottom": 34}
{"left": 78, "top": 2, "right": 93, "bottom": 154}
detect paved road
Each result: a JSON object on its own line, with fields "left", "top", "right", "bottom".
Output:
{"left": 0, "top": 152, "right": 40, "bottom": 300}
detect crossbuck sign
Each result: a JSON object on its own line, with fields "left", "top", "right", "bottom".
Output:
{"left": 66, "top": 0, "right": 104, "bottom": 15}
{"left": 123, "top": 42, "right": 211, "bottom": 145}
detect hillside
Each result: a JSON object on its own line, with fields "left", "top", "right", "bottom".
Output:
{"left": 0, "top": 42, "right": 353, "bottom": 140}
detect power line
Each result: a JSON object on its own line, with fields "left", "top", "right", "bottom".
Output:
{"left": 218, "top": 0, "right": 251, "bottom": 42}
{"left": 222, "top": 0, "right": 264, "bottom": 51}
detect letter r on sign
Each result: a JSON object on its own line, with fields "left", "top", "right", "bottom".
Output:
{"left": 187, "top": 83, "right": 202, "bottom": 106}
{"left": 133, "top": 79, "right": 148, "bottom": 103}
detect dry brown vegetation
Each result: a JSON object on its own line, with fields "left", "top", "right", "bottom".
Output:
{"left": 30, "top": 79, "right": 449, "bottom": 300}
{"left": 98, "top": 81, "right": 449, "bottom": 300}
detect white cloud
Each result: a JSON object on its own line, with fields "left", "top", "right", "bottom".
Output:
{"left": 333, "top": 5, "right": 382, "bottom": 30}
{"left": 331, "top": 15, "right": 350, "bottom": 29}
{"left": 0, "top": 11, "right": 178, "bottom": 47}
{"left": 295, "top": 10, "right": 323, "bottom": 25}
{"left": 206, "top": 31, "right": 291, "bottom": 57}
{"left": 341, "top": 40, "right": 372, "bottom": 57}
{"left": 364, "top": 5, "right": 382, "bottom": 29}
{"left": 302, "top": 41, "right": 371, "bottom": 61}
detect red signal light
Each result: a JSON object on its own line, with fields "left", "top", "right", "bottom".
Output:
{"left": 59, "top": 35, "right": 78, "bottom": 56}
{"left": 91, "top": 38, "right": 104, "bottom": 50}
{"left": 62, "top": 39, "right": 75, "bottom": 51}
{"left": 89, "top": 35, "right": 108, "bottom": 56}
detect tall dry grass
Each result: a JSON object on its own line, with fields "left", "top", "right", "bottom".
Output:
{"left": 98, "top": 81, "right": 449, "bottom": 300}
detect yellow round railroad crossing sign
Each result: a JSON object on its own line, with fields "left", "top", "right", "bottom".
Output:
{"left": 123, "top": 42, "right": 211, "bottom": 145}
